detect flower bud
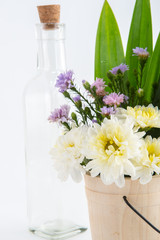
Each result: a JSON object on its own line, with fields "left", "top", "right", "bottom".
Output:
{"left": 75, "top": 101, "right": 82, "bottom": 109}
{"left": 137, "top": 88, "right": 144, "bottom": 98}
{"left": 83, "top": 81, "right": 91, "bottom": 91}
{"left": 85, "top": 107, "right": 92, "bottom": 118}
{"left": 71, "top": 112, "right": 77, "bottom": 122}
{"left": 63, "top": 91, "right": 70, "bottom": 98}
{"left": 107, "top": 71, "right": 114, "bottom": 80}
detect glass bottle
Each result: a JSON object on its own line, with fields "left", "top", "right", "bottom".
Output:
{"left": 23, "top": 23, "right": 87, "bottom": 239}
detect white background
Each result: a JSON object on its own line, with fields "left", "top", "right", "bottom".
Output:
{"left": 0, "top": 0, "right": 159, "bottom": 239}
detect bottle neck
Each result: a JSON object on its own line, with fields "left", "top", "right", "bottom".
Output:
{"left": 36, "top": 24, "right": 66, "bottom": 73}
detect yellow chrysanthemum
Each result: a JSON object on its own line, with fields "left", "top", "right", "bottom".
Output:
{"left": 125, "top": 104, "right": 160, "bottom": 129}
{"left": 132, "top": 136, "right": 160, "bottom": 184}
{"left": 85, "top": 116, "right": 145, "bottom": 188}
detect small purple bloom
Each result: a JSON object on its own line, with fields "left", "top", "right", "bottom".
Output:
{"left": 103, "top": 93, "right": 128, "bottom": 107}
{"left": 92, "top": 119, "right": 98, "bottom": 123}
{"left": 55, "top": 70, "right": 74, "bottom": 93}
{"left": 82, "top": 80, "right": 86, "bottom": 85}
{"left": 124, "top": 95, "right": 129, "bottom": 103}
{"left": 73, "top": 95, "right": 81, "bottom": 102}
{"left": 101, "top": 106, "right": 115, "bottom": 116}
{"left": 48, "top": 105, "right": 70, "bottom": 124}
{"left": 91, "top": 78, "right": 107, "bottom": 96}
{"left": 133, "top": 47, "right": 149, "bottom": 59}
{"left": 91, "top": 78, "right": 105, "bottom": 89}
{"left": 110, "top": 64, "right": 129, "bottom": 75}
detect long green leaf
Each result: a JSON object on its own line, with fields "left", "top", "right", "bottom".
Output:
{"left": 126, "top": 0, "right": 152, "bottom": 87}
{"left": 144, "top": 33, "right": 160, "bottom": 101}
{"left": 95, "top": 0, "right": 124, "bottom": 84}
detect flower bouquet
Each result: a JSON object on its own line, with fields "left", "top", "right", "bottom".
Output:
{"left": 49, "top": 0, "right": 160, "bottom": 239}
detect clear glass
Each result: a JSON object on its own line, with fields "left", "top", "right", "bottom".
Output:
{"left": 23, "top": 23, "right": 87, "bottom": 239}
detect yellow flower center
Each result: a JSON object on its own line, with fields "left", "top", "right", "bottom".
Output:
{"left": 105, "top": 140, "right": 119, "bottom": 152}
{"left": 68, "top": 143, "right": 74, "bottom": 148}
{"left": 134, "top": 107, "right": 156, "bottom": 119}
{"left": 129, "top": 107, "right": 157, "bottom": 119}
{"left": 92, "top": 131, "right": 125, "bottom": 163}
{"left": 145, "top": 141, "right": 160, "bottom": 165}
{"left": 149, "top": 154, "right": 156, "bottom": 163}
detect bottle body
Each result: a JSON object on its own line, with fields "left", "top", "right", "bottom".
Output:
{"left": 24, "top": 72, "right": 63, "bottom": 229}
{"left": 24, "top": 23, "right": 87, "bottom": 239}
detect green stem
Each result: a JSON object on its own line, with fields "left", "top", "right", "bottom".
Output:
{"left": 139, "top": 61, "right": 146, "bottom": 88}
{"left": 80, "top": 109, "right": 87, "bottom": 124}
{"left": 62, "top": 122, "right": 71, "bottom": 131}
{"left": 67, "top": 96, "right": 86, "bottom": 124}
{"left": 72, "top": 88, "right": 100, "bottom": 116}
{"left": 140, "top": 66, "right": 143, "bottom": 88}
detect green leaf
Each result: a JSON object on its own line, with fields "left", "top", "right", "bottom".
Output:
{"left": 144, "top": 33, "right": 160, "bottom": 101}
{"left": 152, "top": 78, "right": 160, "bottom": 107}
{"left": 95, "top": 0, "right": 124, "bottom": 85}
{"left": 146, "top": 127, "right": 160, "bottom": 138}
{"left": 126, "top": 0, "right": 153, "bottom": 87}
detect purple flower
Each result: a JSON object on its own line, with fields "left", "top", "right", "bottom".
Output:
{"left": 48, "top": 105, "right": 70, "bottom": 124}
{"left": 91, "top": 78, "right": 107, "bottom": 96}
{"left": 103, "top": 93, "right": 128, "bottom": 107}
{"left": 110, "top": 64, "right": 129, "bottom": 75}
{"left": 124, "top": 95, "right": 129, "bottom": 103}
{"left": 82, "top": 80, "right": 86, "bottom": 85}
{"left": 73, "top": 95, "right": 81, "bottom": 102}
{"left": 133, "top": 47, "right": 149, "bottom": 59}
{"left": 55, "top": 70, "right": 74, "bottom": 93}
{"left": 92, "top": 119, "right": 98, "bottom": 123}
{"left": 101, "top": 106, "right": 115, "bottom": 116}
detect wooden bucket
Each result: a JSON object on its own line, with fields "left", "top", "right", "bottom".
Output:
{"left": 84, "top": 174, "right": 160, "bottom": 240}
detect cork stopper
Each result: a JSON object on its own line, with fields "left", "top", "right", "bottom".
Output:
{"left": 37, "top": 5, "right": 60, "bottom": 29}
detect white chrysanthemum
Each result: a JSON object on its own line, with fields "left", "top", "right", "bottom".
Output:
{"left": 50, "top": 126, "right": 87, "bottom": 183}
{"left": 116, "top": 104, "right": 160, "bottom": 129}
{"left": 132, "top": 136, "right": 160, "bottom": 184}
{"left": 84, "top": 116, "right": 145, "bottom": 188}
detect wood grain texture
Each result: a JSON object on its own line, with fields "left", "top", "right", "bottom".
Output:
{"left": 84, "top": 174, "right": 160, "bottom": 240}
